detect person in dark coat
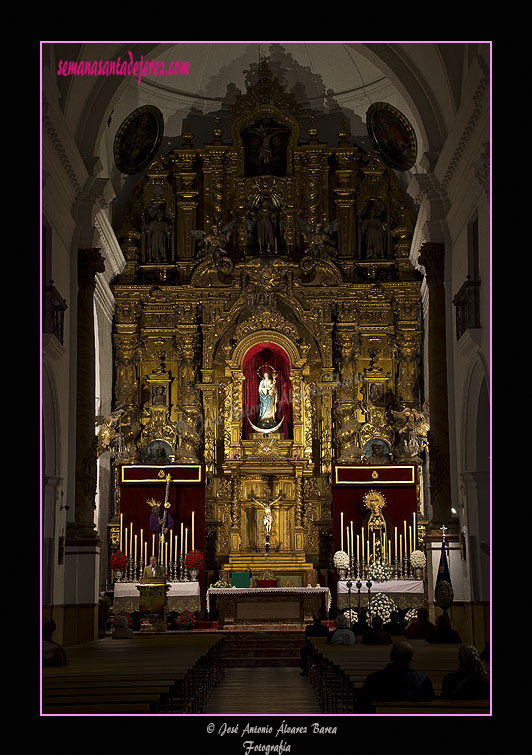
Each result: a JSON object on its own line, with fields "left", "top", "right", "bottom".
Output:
{"left": 426, "top": 613, "right": 461, "bottom": 644}
{"left": 361, "top": 615, "right": 393, "bottom": 645}
{"left": 356, "top": 641, "right": 435, "bottom": 713}
{"left": 42, "top": 617, "right": 68, "bottom": 667}
{"left": 405, "top": 606, "right": 435, "bottom": 640}
{"left": 300, "top": 612, "right": 330, "bottom": 674}
{"left": 440, "top": 645, "right": 490, "bottom": 700}
{"left": 384, "top": 611, "right": 406, "bottom": 636}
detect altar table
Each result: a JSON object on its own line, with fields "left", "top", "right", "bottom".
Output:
{"left": 206, "top": 587, "right": 332, "bottom": 629}
{"left": 336, "top": 580, "right": 424, "bottom": 610}
{"left": 113, "top": 582, "right": 201, "bottom": 613}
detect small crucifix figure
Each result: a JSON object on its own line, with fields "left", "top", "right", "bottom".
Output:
{"left": 250, "top": 489, "right": 282, "bottom": 536}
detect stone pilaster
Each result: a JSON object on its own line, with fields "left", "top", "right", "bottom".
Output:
{"left": 68, "top": 248, "right": 106, "bottom": 544}
{"left": 418, "top": 242, "right": 453, "bottom": 526}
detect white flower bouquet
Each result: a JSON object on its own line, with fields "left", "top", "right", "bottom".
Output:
{"left": 409, "top": 550, "right": 426, "bottom": 569}
{"left": 404, "top": 607, "right": 418, "bottom": 624}
{"left": 367, "top": 593, "right": 397, "bottom": 624}
{"left": 333, "top": 550, "right": 350, "bottom": 569}
{"left": 209, "top": 579, "right": 231, "bottom": 589}
{"left": 343, "top": 608, "right": 358, "bottom": 624}
{"left": 367, "top": 561, "right": 393, "bottom": 582}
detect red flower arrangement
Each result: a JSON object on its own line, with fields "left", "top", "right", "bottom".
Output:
{"left": 176, "top": 610, "right": 197, "bottom": 629}
{"left": 110, "top": 550, "right": 128, "bottom": 570}
{"left": 185, "top": 550, "right": 204, "bottom": 570}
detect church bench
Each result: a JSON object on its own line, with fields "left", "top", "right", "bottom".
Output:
{"left": 41, "top": 702, "right": 153, "bottom": 715}
{"left": 42, "top": 693, "right": 162, "bottom": 713}
{"left": 374, "top": 699, "right": 490, "bottom": 714}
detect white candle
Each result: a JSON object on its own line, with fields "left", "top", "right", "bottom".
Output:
{"left": 124, "top": 528, "right": 128, "bottom": 557}
{"left": 181, "top": 523, "right": 184, "bottom": 556}
{"left": 185, "top": 527, "right": 188, "bottom": 555}
{"left": 134, "top": 534, "right": 137, "bottom": 562}
{"left": 175, "top": 535, "right": 178, "bottom": 560}
{"left": 152, "top": 534, "right": 155, "bottom": 558}
{"left": 413, "top": 512, "right": 417, "bottom": 550}
{"left": 350, "top": 521, "right": 354, "bottom": 559}
{"left": 170, "top": 530, "right": 173, "bottom": 562}
{"left": 340, "top": 512, "right": 344, "bottom": 552}
{"left": 357, "top": 535, "right": 360, "bottom": 560}
{"left": 120, "top": 513, "right": 123, "bottom": 551}
{"left": 144, "top": 542, "right": 147, "bottom": 564}
{"left": 192, "top": 511, "right": 195, "bottom": 551}
{"left": 140, "top": 529, "right": 143, "bottom": 562}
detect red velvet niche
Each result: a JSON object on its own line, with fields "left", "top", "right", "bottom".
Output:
{"left": 242, "top": 342, "right": 293, "bottom": 439}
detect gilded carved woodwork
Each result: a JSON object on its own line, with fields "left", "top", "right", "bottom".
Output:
{"left": 109, "top": 62, "right": 425, "bottom": 569}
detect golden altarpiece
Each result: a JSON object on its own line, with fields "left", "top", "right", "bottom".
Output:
{"left": 108, "top": 64, "right": 426, "bottom": 586}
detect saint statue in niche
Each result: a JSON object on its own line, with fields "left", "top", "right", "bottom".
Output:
{"left": 258, "top": 367, "right": 278, "bottom": 427}
{"left": 146, "top": 205, "right": 171, "bottom": 262}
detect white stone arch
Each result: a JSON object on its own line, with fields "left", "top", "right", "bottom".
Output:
{"left": 461, "top": 354, "right": 490, "bottom": 473}
{"left": 42, "top": 358, "right": 63, "bottom": 606}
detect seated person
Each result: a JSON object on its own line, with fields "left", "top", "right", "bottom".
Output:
{"left": 300, "top": 611, "right": 330, "bottom": 675}
{"left": 405, "top": 606, "right": 435, "bottom": 639}
{"left": 42, "top": 617, "right": 67, "bottom": 667}
{"left": 361, "top": 615, "right": 393, "bottom": 645}
{"left": 440, "top": 644, "right": 490, "bottom": 700}
{"left": 143, "top": 554, "right": 166, "bottom": 579}
{"left": 426, "top": 613, "right": 461, "bottom": 644}
{"left": 356, "top": 641, "right": 435, "bottom": 713}
{"left": 327, "top": 613, "right": 356, "bottom": 645}
{"left": 112, "top": 615, "right": 134, "bottom": 639}
{"left": 384, "top": 611, "right": 406, "bottom": 636}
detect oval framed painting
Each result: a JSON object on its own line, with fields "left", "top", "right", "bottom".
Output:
{"left": 113, "top": 105, "right": 164, "bottom": 175}
{"left": 366, "top": 102, "right": 417, "bottom": 171}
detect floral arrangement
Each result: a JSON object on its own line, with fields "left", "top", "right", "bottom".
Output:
{"left": 366, "top": 593, "right": 397, "bottom": 624}
{"left": 404, "top": 607, "right": 418, "bottom": 624}
{"left": 110, "top": 550, "right": 128, "bottom": 570}
{"left": 333, "top": 550, "right": 350, "bottom": 569}
{"left": 185, "top": 550, "right": 204, "bottom": 570}
{"left": 209, "top": 579, "right": 231, "bottom": 589}
{"left": 343, "top": 608, "right": 358, "bottom": 625}
{"left": 111, "top": 610, "right": 133, "bottom": 628}
{"left": 367, "top": 561, "right": 393, "bottom": 582}
{"left": 176, "top": 610, "right": 197, "bottom": 629}
{"left": 409, "top": 550, "right": 426, "bottom": 569}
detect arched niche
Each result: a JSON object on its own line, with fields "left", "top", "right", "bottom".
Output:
{"left": 241, "top": 341, "right": 293, "bottom": 440}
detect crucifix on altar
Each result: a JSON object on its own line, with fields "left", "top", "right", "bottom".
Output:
{"left": 250, "top": 487, "right": 283, "bottom": 555}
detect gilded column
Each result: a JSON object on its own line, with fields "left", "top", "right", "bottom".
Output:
{"left": 418, "top": 242, "right": 453, "bottom": 525}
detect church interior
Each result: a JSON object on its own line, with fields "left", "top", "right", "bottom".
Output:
{"left": 41, "top": 41, "right": 491, "bottom": 718}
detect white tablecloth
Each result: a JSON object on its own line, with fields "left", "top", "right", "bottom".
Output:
{"left": 337, "top": 580, "right": 424, "bottom": 594}
{"left": 206, "top": 586, "right": 332, "bottom": 614}
{"left": 113, "top": 581, "right": 200, "bottom": 612}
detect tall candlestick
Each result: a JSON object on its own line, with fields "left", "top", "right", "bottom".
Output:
{"left": 124, "top": 528, "right": 128, "bottom": 557}
{"left": 345, "top": 526, "right": 350, "bottom": 557}
{"left": 388, "top": 539, "right": 392, "bottom": 564}
{"left": 409, "top": 525, "right": 413, "bottom": 554}
{"left": 400, "top": 534, "right": 403, "bottom": 561}
{"left": 175, "top": 535, "right": 178, "bottom": 560}
{"left": 192, "top": 511, "right": 195, "bottom": 551}
{"left": 152, "top": 534, "right": 155, "bottom": 558}
{"left": 185, "top": 527, "right": 188, "bottom": 555}
{"left": 130, "top": 522, "right": 133, "bottom": 554}
{"left": 140, "top": 529, "right": 143, "bottom": 562}
{"left": 403, "top": 520, "right": 407, "bottom": 557}
{"left": 340, "top": 512, "right": 344, "bottom": 552}
{"left": 120, "top": 513, "right": 123, "bottom": 551}
{"left": 134, "top": 534, "right": 137, "bottom": 562}
{"left": 181, "top": 523, "right": 184, "bottom": 556}
{"left": 165, "top": 542, "right": 168, "bottom": 567}
{"left": 413, "top": 512, "right": 417, "bottom": 550}
{"left": 361, "top": 527, "right": 365, "bottom": 560}
{"left": 170, "top": 530, "right": 173, "bottom": 562}
{"left": 394, "top": 527, "right": 398, "bottom": 560}
{"left": 357, "top": 534, "right": 360, "bottom": 561}
{"left": 350, "top": 521, "right": 354, "bottom": 559}
{"left": 144, "top": 542, "right": 147, "bottom": 564}
{"left": 367, "top": 540, "right": 370, "bottom": 563}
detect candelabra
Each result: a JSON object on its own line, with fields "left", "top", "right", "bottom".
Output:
{"left": 127, "top": 554, "right": 134, "bottom": 582}
{"left": 356, "top": 580, "right": 362, "bottom": 617}
{"left": 356, "top": 559, "right": 361, "bottom": 582}
{"left": 366, "top": 580, "right": 372, "bottom": 611}
{"left": 179, "top": 554, "right": 186, "bottom": 582}
{"left": 137, "top": 558, "right": 143, "bottom": 582}
{"left": 346, "top": 580, "right": 353, "bottom": 628}
{"left": 393, "top": 557, "right": 400, "bottom": 580}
